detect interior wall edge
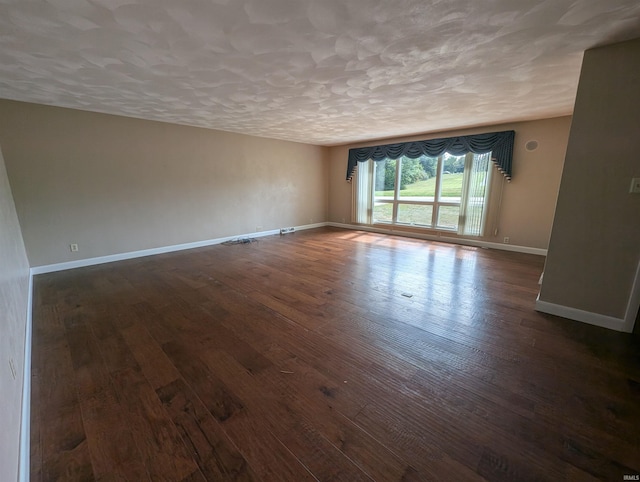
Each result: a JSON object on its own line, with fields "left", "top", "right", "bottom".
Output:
{"left": 18, "top": 270, "right": 33, "bottom": 482}
{"left": 622, "top": 259, "right": 640, "bottom": 332}
{"left": 535, "top": 296, "right": 629, "bottom": 333}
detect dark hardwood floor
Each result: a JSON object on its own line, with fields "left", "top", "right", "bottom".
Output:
{"left": 30, "top": 227, "right": 640, "bottom": 481}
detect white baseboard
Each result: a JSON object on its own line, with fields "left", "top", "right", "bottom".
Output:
{"left": 30, "top": 223, "right": 339, "bottom": 275}
{"left": 327, "top": 222, "right": 547, "bottom": 256}
{"left": 535, "top": 295, "right": 629, "bottom": 332}
{"left": 535, "top": 260, "right": 640, "bottom": 334}
{"left": 30, "top": 229, "right": 286, "bottom": 274}
{"left": 295, "top": 222, "right": 328, "bottom": 231}
{"left": 19, "top": 270, "right": 33, "bottom": 482}
{"left": 31, "top": 222, "right": 548, "bottom": 275}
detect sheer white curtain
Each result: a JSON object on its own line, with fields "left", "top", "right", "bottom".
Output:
{"left": 352, "top": 160, "right": 373, "bottom": 224}
{"left": 458, "top": 152, "right": 492, "bottom": 236}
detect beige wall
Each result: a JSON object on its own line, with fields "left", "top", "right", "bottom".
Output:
{"left": 0, "top": 142, "right": 31, "bottom": 482}
{"left": 540, "top": 38, "right": 640, "bottom": 320}
{"left": 0, "top": 100, "right": 328, "bottom": 267}
{"left": 327, "top": 116, "right": 571, "bottom": 250}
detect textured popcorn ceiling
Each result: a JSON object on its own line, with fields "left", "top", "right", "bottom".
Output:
{"left": 0, "top": 1, "right": 639, "bottom": 145}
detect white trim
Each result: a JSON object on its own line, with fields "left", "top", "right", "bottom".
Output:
{"left": 326, "top": 222, "right": 547, "bottom": 256}
{"left": 328, "top": 222, "right": 359, "bottom": 230}
{"left": 535, "top": 259, "right": 640, "bottom": 334}
{"left": 31, "top": 222, "right": 548, "bottom": 275}
{"left": 535, "top": 295, "right": 627, "bottom": 332}
{"left": 622, "top": 259, "right": 640, "bottom": 332}
{"left": 31, "top": 224, "right": 329, "bottom": 274}
{"left": 295, "top": 222, "right": 327, "bottom": 232}
{"left": 31, "top": 230, "right": 278, "bottom": 274}
{"left": 19, "top": 270, "right": 33, "bottom": 482}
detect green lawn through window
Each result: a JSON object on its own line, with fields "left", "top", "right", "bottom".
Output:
{"left": 375, "top": 173, "right": 464, "bottom": 197}
{"left": 374, "top": 173, "right": 467, "bottom": 228}
{"left": 373, "top": 203, "right": 459, "bottom": 228}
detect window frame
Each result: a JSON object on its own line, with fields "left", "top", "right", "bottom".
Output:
{"left": 367, "top": 152, "right": 492, "bottom": 235}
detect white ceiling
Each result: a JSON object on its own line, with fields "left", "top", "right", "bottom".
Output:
{"left": 1, "top": 0, "right": 639, "bottom": 145}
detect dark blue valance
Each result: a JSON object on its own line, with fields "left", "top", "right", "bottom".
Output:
{"left": 346, "top": 130, "right": 515, "bottom": 181}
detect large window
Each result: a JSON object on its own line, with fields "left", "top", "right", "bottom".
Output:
{"left": 356, "top": 152, "right": 492, "bottom": 236}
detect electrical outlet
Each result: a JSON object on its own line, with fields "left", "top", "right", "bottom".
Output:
{"left": 630, "top": 177, "right": 640, "bottom": 194}
{"left": 70, "top": 243, "right": 79, "bottom": 252}
{"left": 503, "top": 237, "right": 510, "bottom": 244}
{"left": 256, "top": 226, "right": 263, "bottom": 232}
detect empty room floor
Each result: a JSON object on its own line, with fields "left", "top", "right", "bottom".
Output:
{"left": 30, "top": 227, "right": 640, "bottom": 481}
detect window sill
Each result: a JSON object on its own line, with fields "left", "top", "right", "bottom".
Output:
{"left": 371, "top": 222, "right": 458, "bottom": 234}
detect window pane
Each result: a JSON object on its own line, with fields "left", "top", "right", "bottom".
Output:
{"left": 437, "top": 205, "right": 460, "bottom": 229}
{"left": 373, "top": 202, "right": 393, "bottom": 223}
{"left": 439, "top": 153, "right": 464, "bottom": 202}
{"left": 397, "top": 204, "right": 433, "bottom": 226}
{"left": 398, "top": 156, "right": 437, "bottom": 201}
{"left": 374, "top": 159, "right": 397, "bottom": 200}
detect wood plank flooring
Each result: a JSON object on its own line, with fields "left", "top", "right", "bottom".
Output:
{"left": 30, "top": 227, "right": 640, "bottom": 481}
